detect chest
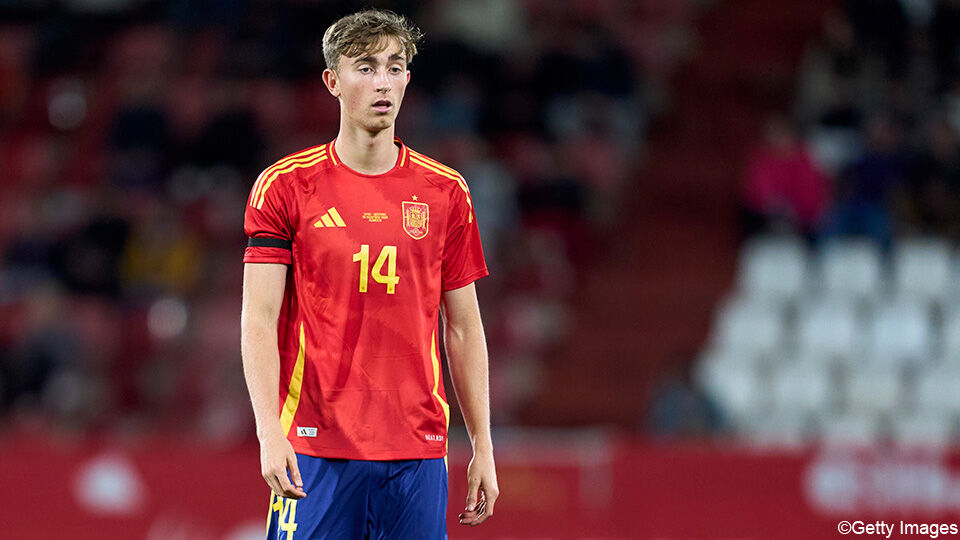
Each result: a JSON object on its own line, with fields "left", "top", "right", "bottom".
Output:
{"left": 292, "top": 175, "right": 448, "bottom": 282}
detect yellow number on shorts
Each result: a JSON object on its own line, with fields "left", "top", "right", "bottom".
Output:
{"left": 278, "top": 498, "right": 298, "bottom": 538}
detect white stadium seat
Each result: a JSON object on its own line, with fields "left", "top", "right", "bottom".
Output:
{"left": 770, "top": 362, "right": 834, "bottom": 415}
{"left": 893, "top": 237, "right": 952, "bottom": 305}
{"left": 915, "top": 367, "right": 960, "bottom": 414}
{"left": 744, "top": 410, "right": 817, "bottom": 447}
{"left": 844, "top": 366, "right": 902, "bottom": 413}
{"left": 868, "top": 300, "right": 933, "bottom": 366}
{"left": 695, "top": 351, "right": 764, "bottom": 427}
{"left": 796, "top": 299, "right": 862, "bottom": 362}
{"left": 942, "top": 309, "right": 960, "bottom": 360}
{"left": 820, "top": 412, "right": 879, "bottom": 446}
{"left": 712, "top": 296, "right": 785, "bottom": 357}
{"left": 738, "top": 235, "right": 808, "bottom": 304}
{"left": 816, "top": 239, "right": 883, "bottom": 304}
{"left": 891, "top": 413, "right": 954, "bottom": 448}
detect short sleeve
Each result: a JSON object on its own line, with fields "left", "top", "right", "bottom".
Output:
{"left": 243, "top": 169, "right": 294, "bottom": 265}
{"left": 441, "top": 183, "right": 489, "bottom": 290}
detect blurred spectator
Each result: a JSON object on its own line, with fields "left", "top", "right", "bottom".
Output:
{"left": 821, "top": 113, "right": 909, "bottom": 248}
{"left": 931, "top": 0, "right": 960, "bottom": 92}
{"left": 646, "top": 360, "right": 725, "bottom": 439}
{"left": 741, "top": 115, "right": 831, "bottom": 241}
{"left": 795, "top": 10, "right": 869, "bottom": 131}
{"left": 902, "top": 115, "right": 960, "bottom": 237}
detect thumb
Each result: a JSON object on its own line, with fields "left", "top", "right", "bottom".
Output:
{"left": 465, "top": 475, "right": 481, "bottom": 511}
{"left": 287, "top": 453, "right": 303, "bottom": 488}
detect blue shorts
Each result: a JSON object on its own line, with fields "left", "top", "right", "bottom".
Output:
{"left": 266, "top": 455, "right": 448, "bottom": 540}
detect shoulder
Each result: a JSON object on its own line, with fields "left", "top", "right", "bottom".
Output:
{"left": 260, "top": 143, "right": 334, "bottom": 180}
{"left": 251, "top": 143, "right": 333, "bottom": 202}
{"left": 406, "top": 147, "right": 472, "bottom": 196}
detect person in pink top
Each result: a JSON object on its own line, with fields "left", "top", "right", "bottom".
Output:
{"left": 742, "top": 115, "right": 831, "bottom": 241}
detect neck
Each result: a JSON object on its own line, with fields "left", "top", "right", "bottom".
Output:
{"left": 334, "top": 123, "right": 398, "bottom": 175}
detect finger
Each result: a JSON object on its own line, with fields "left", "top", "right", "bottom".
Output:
{"left": 460, "top": 498, "right": 485, "bottom": 525}
{"left": 470, "top": 499, "right": 487, "bottom": 522}
{"left": 483, "top": 487, "right": 497, "bottom": 518}
{"left": 275, "top": 469, "right": 304, "bottom": 499}
{"left": 287, "top": 453, "right": 305, "bottom": 490}
{"left": 465, "top": 475, "right": 481, "bottom": 512}
{"left": 473, "top": 498, "right": 494, "bottom": 525}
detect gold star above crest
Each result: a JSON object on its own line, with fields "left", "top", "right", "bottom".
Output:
{"left": 411, "top": 195, "right": 418, "bottom": 201}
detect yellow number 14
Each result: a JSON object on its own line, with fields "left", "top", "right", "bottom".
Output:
{"left": 352, "top": 244, "right": 399, "bottom": 294}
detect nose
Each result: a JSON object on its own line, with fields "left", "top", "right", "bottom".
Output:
{"left": 375, "top": 68, "right": 391, "bottom": 92}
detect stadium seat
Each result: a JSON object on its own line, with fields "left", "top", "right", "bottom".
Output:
{"left": 893, "top": 237, "right": 952, "bottom": 306}
{"left": 816, "top": 238, "right": 883, "bottom": 304}
{"left": 914, "top": 367, "right": 960, "bottom": 414}
{"left": 867, "top": 300, "right": 934, "bottom": 366}
{"left": 769, "top": 362, "right": 834, "bottom": 415}
{"left": 941, "top": 309, "right": 960, "bottom": 361}
{"left": 695, "top": 351, "right": 764, "bottom": 428}
{"left": 737, "top": 235, "right": 808, "bottom": 305}
{"left": 820, "top": 413, "right": 879, "bottom": 446}
{"left": 844, "top": 366, "right": 902, "bottom": 413}
{"left": 890, "top": 413, "right": 954, "bottom": 448}
{"left": 711, "top": 295, "right": 785, "bottom": 358}
{"left": 796, "top": 299, "right": 862, "bottom": 363}
{"left": 744, "top": 409, "right": 818, "bottom": 447}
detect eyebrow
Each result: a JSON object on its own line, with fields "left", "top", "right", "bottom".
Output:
{"left": 353, "top": 52, "right": 406, "bottom": 65}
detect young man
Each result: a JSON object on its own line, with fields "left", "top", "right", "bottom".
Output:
{"left": 240, "top": 9, "right": 498, "bottom": 539}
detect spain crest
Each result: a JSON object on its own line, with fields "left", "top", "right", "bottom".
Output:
{"left": 402, "top": 200, "right": 429, "bottom": 239}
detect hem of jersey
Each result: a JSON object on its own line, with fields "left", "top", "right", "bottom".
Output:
{"left": 441, "top": 267, "right": 489, "bottom": 291}
{"left": 289, "top": 441, "right": 448, "bottom": 461}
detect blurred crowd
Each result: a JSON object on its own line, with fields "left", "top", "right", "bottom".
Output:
{"left": 0, "top": 0, "right": 696, "bottom": 439}
{"left": 741, "top": 0, "right": 960, "bottom": 249}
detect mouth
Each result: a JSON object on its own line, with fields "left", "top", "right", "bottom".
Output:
{"left": 372, "top": 100, "right": 392, "bottom": 113}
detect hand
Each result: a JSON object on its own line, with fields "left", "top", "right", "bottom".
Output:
{"left": 259, "top": 430, "right": 306, "bottom": 499}
{"left": 458, "top": 449, "right": 498, "bottom": 526}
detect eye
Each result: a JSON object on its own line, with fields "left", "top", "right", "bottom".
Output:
{"left": 359, "top": 66, "right": 373, "bottom": 73}
{"left": 390, "top": 66, "right": 403, "bottom": 74}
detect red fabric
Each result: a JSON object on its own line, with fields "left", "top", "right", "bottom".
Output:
{"left": 744, "top": 145, "right": 830, "bottom": 227}
{"left": 243, "top": 138, "right": 488, "bottom": 460}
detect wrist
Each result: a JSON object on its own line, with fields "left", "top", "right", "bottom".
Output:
{"left": 256, "top": 422, "right": 285, "bottom": 442}
{"left": 471, "top": 436, "right": 494, "bottom": 455}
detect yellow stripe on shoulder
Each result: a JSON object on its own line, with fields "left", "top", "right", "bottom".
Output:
{"left": 256, "top": 153, "right": 328, "bottom": 209}
{"left": 409, "top": 155, "right": 475, "bottom": 222}
{"left": 408, "top": 150, "right": 465, "bottom": 179}
{"left": 250, "top": 145, "right": 327, "bottom": 207}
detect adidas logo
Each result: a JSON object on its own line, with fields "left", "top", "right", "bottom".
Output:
{"left": 314, "top": 207, "right": 346, "bottom": 228}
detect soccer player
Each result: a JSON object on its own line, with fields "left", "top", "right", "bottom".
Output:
{"left": 240, "top": 8, "right": 498, "bottom": 539}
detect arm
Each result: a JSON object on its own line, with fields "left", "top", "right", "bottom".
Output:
{"left": 241, "top": 262, "right": 305, "bottom": 499}
{"left": 441, "top": 282, "right": 498, "bottom": 526}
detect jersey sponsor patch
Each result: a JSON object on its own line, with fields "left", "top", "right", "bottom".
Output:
{"left": 425, "top": 434, "right": 444, "bottom": 442}
{"left": 402, "top": 200, "right": 429, "bottom": 239}
{"left": 297, "top": 426, "right": 318, "bottom": 437}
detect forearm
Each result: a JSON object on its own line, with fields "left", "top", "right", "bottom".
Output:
{"left": 241, "top": 317, "right": 283, "bottom": 441}
{"left": 444, "top": 323, "right": 492, "bottom": 452}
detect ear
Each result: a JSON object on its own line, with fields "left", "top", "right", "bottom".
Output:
{"left": 405, "top": 70, "right": 411, "bottom": 85}
{"left": 322, "top": 68, "right": 340, "bottom": 98}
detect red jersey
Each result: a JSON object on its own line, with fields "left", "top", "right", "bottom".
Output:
{"left": 243, "top": 137, "right": 487, "bottom": 460}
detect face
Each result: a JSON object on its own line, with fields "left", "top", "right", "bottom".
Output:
{"left": 323, "top": 37, "right": 411, "bottom": 134}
